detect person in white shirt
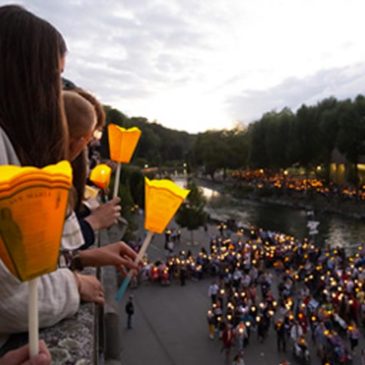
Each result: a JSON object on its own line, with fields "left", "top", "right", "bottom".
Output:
{"left": 208, "top": 281, "right": 219, "bottom": 303}
{"left": 290, "top": 321, "right": 303, "bottom": 343}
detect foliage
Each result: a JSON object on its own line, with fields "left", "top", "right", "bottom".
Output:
{"left": 100, "top": 108, "right": 196, "bottom": 166}
{"left": 245, "top": 95, "right": 365, "bottom": 186}
{"left": 99, "top": 94, "right": 365, "bottom": 188}
{"left": 191, "top": 128, "right": 248, "bottom": 179}
{"left": 175, "top": 180, "right": 207, "bottom": 232}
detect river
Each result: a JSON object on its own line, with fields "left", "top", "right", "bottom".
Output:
{"left": 178, "top": 179, "right": 365, "bottom": 252}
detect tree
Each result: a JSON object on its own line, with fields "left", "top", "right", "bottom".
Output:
{"left": 317, "top": 97, "right": 339, "bottom": 181}
{"left": 264, "top": 108, "right": 294, "bottom": 169}
{"left": 294, "top": 104, "right": 321, "bottom": 169}
{"left": 192, "top": 131, "right": 228, "bottom": 179}
{"left": 100, "top": 108, "right": 196, "bottom": 166}
{"left": 222, "top": 128, "right": 249, "bottom": 171}
{"left": 247, "top": 117, "right": 269, "bottom": 168}
{"left": 336, "top": 96, "right": 365, "bottom": 186}
{"left": 175, "top": 180, "right": 207, "bottom": 245}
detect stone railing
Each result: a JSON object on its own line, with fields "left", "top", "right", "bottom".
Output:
{"left": 98, "top": 224, "right": 127, "bottom": 365}
{"left": 0, "top": 274, "right": 97, "bottom": 365}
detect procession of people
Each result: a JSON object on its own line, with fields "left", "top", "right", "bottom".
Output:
{"left": 133, "top": 224, "right": 365, "bottom": 365}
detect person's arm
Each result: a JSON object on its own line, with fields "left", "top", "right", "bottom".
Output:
{"left": 0, "top": 261, "right": 104, "bottom": 335}
{"left": 0, "top": 261, "right": 80, "bottom": 334}
{"left": 74, "top": 272, "right": 104, "bottom": 305}
{"left": 78, "top": 242, "right": 139, "bottom": 272}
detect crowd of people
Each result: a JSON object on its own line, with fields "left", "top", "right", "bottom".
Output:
{"left": 232, "top": 169, "right": 365, "bottom": 202}
{"left": 204, "top": 229, "right": 365, "bottom": 365}
{"left": 136, "top": 226, "right": 365, "bottom": 365}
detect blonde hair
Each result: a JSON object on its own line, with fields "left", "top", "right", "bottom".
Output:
{"left": 63, "top": 90, "right": 96, "bottom": 139}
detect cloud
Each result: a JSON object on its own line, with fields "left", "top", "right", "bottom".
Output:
{"left": 6, "top": 0, "right": 206, "bottom": 93}
{"left": 226, "top": 63, "right": 365, "bottom": 124}
{"left": 2, "top": 0, "right": 365, "bottom": 132}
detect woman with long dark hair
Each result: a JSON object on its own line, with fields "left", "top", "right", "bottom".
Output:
{"left": 0, "top": 5, "right": 86, "bottom": 342}
{"left": 0, "top": 4, "right": 138, "bottom": 345}
{"left": 0, "top": 5, "right": 68, "bottom": 167}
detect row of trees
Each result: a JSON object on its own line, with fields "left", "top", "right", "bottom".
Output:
{"left": 190, "top": 128, "right": 248, "bottom": 179}
{"left": 190, "top": 96, "right": 365, "bottom": 183}
{"left": 247, "top": 96, "right": 365, "bottom": 178}
{"left": 101, "top": 95, "right": 365, "bottom": 184}
{"left": 100, "top": 107, "right": 195, "bottom": 167}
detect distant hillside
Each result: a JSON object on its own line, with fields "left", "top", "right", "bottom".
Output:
{"left": 100, "top": 106, "right": 196, "bottom": 166}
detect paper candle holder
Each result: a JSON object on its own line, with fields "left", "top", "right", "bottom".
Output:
{"left": 144, "top": 178, "right": 190, "bottom": 234}
{"left": 0, "top": 161, "right": 72, "bottom": 281}
{"left": 115, "top": 178, "right": 189, "bottom": 302}
{"left": 108, "top": 124, "right": 141, "bottom": 163}
{"left": 89, "top": 164, "right": 112, "bottom": 190}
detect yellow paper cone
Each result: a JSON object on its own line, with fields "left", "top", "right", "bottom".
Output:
{"left": 89, "top": 163, "right": 112, "bottom": 190}
{"left": 84, "top": 185, "right": 100, "bottom": 200}
{"left": 108, "top": 124, "right": 141, "bottom": 163}
{"left": 144, "top": 178, "right": 189, "bottom": 234}
{"left": 0, "top": 161, "right": 72, "bottom": 281}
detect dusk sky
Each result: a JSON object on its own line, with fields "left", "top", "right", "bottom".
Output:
{"left": 5, "top": 0, "right": 365, "bottom": 133}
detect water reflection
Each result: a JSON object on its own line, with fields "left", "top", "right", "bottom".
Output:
{"left": 198, "top": 182, "right": 365, "bottom": 250}
{"left": 200, "top": 186, "right": 221, "bottom": 200}
{"left": 175, "top": 179, "right": 221, "bottom": 200}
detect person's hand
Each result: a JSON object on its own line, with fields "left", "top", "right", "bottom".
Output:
{"left": 79, "top": 242, "right": 139, "bottom": 273}
{"left": 74, "top": 273, "right": 105, "bottom": 305}
{"left": 84, "top": 197, "right": 121, "bottom": 230}
{"left": 0, "top": 340, "right": 51, "bottom": 365}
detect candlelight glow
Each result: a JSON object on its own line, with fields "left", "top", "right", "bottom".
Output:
{"left": 89, "top": 164, "right": 112, "bottom": 190}
{"left": 144, "top": 178, "right": 189, "bottom": 234}
{"left": 108, "top": 124, "right": 141, "bottom": 163}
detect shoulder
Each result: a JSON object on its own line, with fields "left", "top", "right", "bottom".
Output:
{"left": 0, "top": 127, "right": 20, "bottom": 165}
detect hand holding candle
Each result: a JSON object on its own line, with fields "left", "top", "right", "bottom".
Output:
{"left": 85, "top": 197, "right": 122, "bottom": 231}
{"left": 115, "top": 178, "right": 189, "bottom": 301}
{"left": 0, "top": 340, "right": 51, "bottom": 365}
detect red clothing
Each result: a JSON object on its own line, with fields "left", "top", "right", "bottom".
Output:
{"left": 222, "top": 328, "right": 235, "bottom": 348}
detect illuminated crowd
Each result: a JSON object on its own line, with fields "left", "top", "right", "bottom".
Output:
{"left": 232, "top": 169, "right": 365, "bottom": 201}
{"left": 137, "top": 228, "right": 365, "bottom": 364}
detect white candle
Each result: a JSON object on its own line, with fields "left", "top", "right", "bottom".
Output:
{"left": 28, "top": 278, "right": 39, "bottom": 358}
{"left": 113, "top": 163, "right": 122, "bottom": 198}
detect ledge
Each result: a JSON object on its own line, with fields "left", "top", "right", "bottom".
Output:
{"left": 0, "top": 297, "right": 97, "bottom": 365}
{"left": 43, "top": 301, "right": 96, "bottom": 365}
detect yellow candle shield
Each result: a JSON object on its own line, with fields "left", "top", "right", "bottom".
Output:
{"left": 0, "top": 161, "right": 72, "bottom": 281}
{"left": 108, "top": 124, "right": 141, "bottom": 163}
{"left": 144, "top": 178, "right": 189, "bottom": 234}
{"left": 89, "top": 163, "right": 112, "bottom": 190}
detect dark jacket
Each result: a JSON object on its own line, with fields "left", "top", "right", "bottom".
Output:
{"left": 125, "top": 301, "right": 134, "bottom": 315}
